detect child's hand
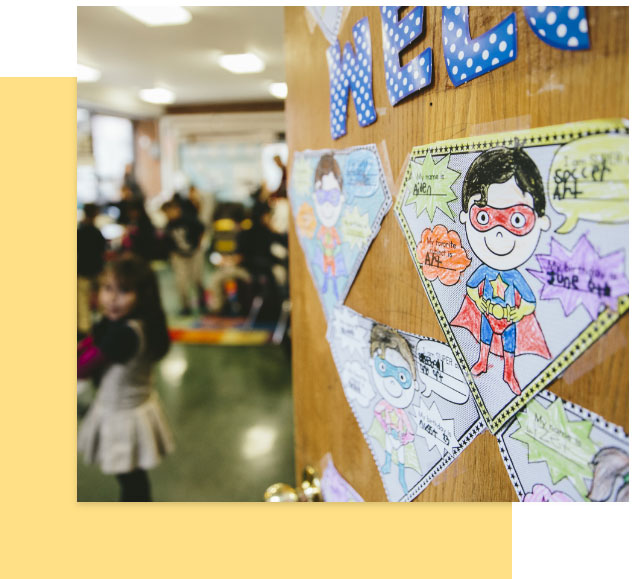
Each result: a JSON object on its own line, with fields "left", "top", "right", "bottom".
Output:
{"left": 507, "top": 300, "right": 535, "bottom": 322}
{"left": 476, "top": 297, "right": 489, "bottom": 315}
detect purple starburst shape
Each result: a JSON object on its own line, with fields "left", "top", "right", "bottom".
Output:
{"left": 528, "top": 234, "right": 628, "bottom": 320}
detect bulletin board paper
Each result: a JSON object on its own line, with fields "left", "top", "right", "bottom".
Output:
{"left": 394, "top": 119, "right": 629, "bottom": 433}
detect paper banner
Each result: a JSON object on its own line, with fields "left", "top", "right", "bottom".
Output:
{"left": 320, "top": 454, "right": 364, "bottom": 502}
{"left": 290, "top": 144, "right": 393, "bottom": 320}
{"left": 327, "top": 305, "right": 485, "bottom": 502}
{"left": 306, "top": 6, "right": 344, "bottom": 45}
{"left": 394, "top": 119, "right": 629, "bottom": 432}
{"left": 497, "top": 390, "right": 628, "bottom": 502}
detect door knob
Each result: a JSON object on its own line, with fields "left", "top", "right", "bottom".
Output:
{"left": 264, "top": 465, "right": 323, "bottom": 502}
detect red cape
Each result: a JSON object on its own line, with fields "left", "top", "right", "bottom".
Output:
{"left": 451, "top": 282, "right": 551, "bottom": 359}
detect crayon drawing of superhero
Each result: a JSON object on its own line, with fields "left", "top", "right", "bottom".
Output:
{"left": 368, "top": 324, "right": 421, "bottom": 495}
{"left": 312, "top": 154, "right": 346, "bottom": 298}
{"left": 452, "top": 147, "right": 551, "bottom": 395}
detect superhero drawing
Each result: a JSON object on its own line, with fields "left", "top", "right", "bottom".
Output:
{"left": 367, "top": 324, "right": 421, "bottom": 495}
{"left": 312, "top": 154, "right": 347, "bottom": 298}
{"left": 451, "top": 147, "right": 551, "bottom": 395}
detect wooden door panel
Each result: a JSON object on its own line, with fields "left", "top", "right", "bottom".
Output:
{"left": 284, "top": 6, "right": 628, "bottom": 501}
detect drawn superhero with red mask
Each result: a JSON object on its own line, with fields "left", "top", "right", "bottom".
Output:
{"left": 452, "top": 147, "right": 551, "bottom": 395}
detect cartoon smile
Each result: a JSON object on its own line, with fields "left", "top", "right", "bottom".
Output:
{"left": 484, "top": 232, "right": 515, "bottom": 256}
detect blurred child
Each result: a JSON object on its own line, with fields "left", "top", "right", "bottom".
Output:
{"left": 77, "top": 254, "right": 174, "bottom": 501}
{"left": 77, "top": 203, "right": 106, "bottom": 337}
{"left": 162, "top": 199, "right": 206, "bottom": 316}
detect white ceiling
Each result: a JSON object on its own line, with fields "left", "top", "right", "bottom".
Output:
{"left": 77, "top": 6, "right": 286, "bottom": 117}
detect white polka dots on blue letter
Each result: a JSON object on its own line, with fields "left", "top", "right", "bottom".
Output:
{"left": 326, "top": 17, "right": 377, "bottom": 140}
{"left": 380, "top": 6, "right": 432, "bottom": 106}
{"left": 523, "top": 6, "right": 590, "bottom": 50}
{"left": 442, "top": 7, "right": 517, "bottom": 87}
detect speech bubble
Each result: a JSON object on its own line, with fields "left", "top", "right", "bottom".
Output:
{"left": 512, "top": 398, "right": 599, "bottom": 499}
{"left": 343, "top": 149, "right": 380, "bottom": 198}
{"left": 292, "top": 157, "right": 314, "bottom": 197}
{"left": 415, "top": 225, "right": 471, "bottom": 286}
{"left": 548, "top": 133, "right": 628, "bottom": 234}
{"left": 415, "top": 340, "right": 469, "bottom": 404}
{"left": 413, "top": 398, "right": 459, "bottom": 456}
{"left": 330, "top": 306, "right": 369, "bottom": 358}
{"left": 341, "top": 205, "right": 372, "bottom": 249}
{"left": 404, "top": 153, "right": 460, "bottom": 220}
{"left": 528, "top": 234, "right": 629, "bottom": 320}
{"left": 295, "top": 202, "right": 317, "bottom": 239}
{"left": 342, "top": 360, "right": 376, "bottom": 408}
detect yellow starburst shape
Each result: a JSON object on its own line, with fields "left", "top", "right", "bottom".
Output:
{"left": 405, "top": 152, "right": 460, "bottom": 220}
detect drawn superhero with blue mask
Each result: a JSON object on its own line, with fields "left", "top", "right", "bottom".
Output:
{"left": 452, "top": 147, "right": 551, "bottom": 395}
{"left": 312, "top": 154, "right": 346, "bottom": 297}
{"left": 368, "top": 324, "right": 420, "bottom": 495}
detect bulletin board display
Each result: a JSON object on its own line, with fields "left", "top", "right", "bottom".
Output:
{"left": 284, "top": 6, "right": 628, "bottom": 501}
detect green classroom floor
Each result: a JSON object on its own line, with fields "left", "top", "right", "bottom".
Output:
{"left": 77, "top": 264, "right": 295, "bottom": 502}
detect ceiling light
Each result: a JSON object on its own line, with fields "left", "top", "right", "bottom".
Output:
{"left": 268, "top": 82, "right": 288, "bottom": 99}
{"left": 77, "top": 64, "right": 101, "bottom": 83}
{"left": 117, "top": 6, "right": 191, "bottom": 27}
{"left": 139, "top": 88, "right": 176, "bottom": 104}
{"left": 219, "top": 53, "right": 265, "bottom": 74}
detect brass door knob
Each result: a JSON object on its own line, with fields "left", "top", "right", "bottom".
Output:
{"left": 264, "top": 465, "right": 323, "bottom": 502}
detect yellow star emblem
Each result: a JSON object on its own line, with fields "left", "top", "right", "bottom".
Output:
{"left": 490, "top": 274, "right": 509, "bottom": 300}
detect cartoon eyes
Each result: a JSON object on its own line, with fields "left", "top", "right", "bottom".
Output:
{"left": 398, "top": 372, "right": 408, "bottom": 384}
{"left": 476, "top": 210, "right": 489, "bottom": 225}
{"left": 510, "top": 212, "right": 526, "bottom": 229}
{"left": 378, "top": 361, "right": 386, "bottom": 373}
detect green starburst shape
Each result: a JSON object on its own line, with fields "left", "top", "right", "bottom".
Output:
{"left": 512, "top": 399, "right": 600, "bottom": 499}
{"left": 404, "top": 152, "right": 460, "bottom": 220}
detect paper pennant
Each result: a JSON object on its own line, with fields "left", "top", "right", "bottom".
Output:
{"left": 320, "top": 454, "right": 364, "bottom": 502}
{"left": 327, "top": 305, "right": 485, "bottom": 502}
{"left": 290, "top": 144, "right": 393, "bottom": 320}
{"left": 306, "top": 6, "right": 344, "bottom": 45}
{"left": 395, "top": 119, "right": 629, "bottom": 432}
{"left": 497, "top": 390, "right": 629, "bottom": 502}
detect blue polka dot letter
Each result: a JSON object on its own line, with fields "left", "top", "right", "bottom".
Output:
{"left": 327, "top": 17, "right": 377, "bottom": 140}
{"left": 380, "top": 6, "right": 432, "bottom": 107}
{"left": 523, "top": 6, "right": 589, "bottom": 51}
{"left": 442, "top": 6, "right": 517, "bottom": 87}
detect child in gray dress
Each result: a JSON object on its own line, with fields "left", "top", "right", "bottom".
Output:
{"left": 78, "top": 254, "right": 175, "bottom": 501}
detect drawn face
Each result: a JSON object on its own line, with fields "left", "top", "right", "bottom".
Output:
{"left": 460, "top": 177, "right": 550, "bottom": 270}
{"left": 99, "top": 273, "right": 137, "bottom": 322}
{"left": 371, "top": 348, "right": 416, "bottom": 409}
{"left": 313, "top": 171, "right": 344, "bottom": 227}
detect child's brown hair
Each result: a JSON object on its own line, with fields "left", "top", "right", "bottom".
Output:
{"left": 369, "top": 324, "right": 415, "bottom": 378}
{"left": 314, "top": 153, "right": 343, "bottom": 189}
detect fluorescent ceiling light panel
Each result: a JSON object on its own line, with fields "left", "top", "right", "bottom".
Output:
{"left": 219, "top": 53, "right": 265, "bottom": 74}
{"left": 77, "top": 64, "right": 101, "bottom": 83}
{"left": 117, "top": 6, "right": 192, "bottom": 27}
{"left": 268, "top": 82, "right": 288, "bottom": 99}
{"left": 139, "top": 88, "right": 176, "bottom": 104}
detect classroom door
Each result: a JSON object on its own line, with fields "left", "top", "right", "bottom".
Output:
{"left": 283, "top": 6, "right": 628, "bottom": 501}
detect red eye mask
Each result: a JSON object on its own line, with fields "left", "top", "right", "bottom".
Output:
{"left": 469, "top": 204, "right": 536, "bottom": 236}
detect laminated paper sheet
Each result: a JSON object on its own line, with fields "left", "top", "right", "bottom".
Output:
{"left": 327, "top": 305, "right": 485, "bottom": 502}
{"left": 290, "top": 144, "right": 393, "bottom": 319}
{"left": 395, "top": 119, "right": 628, "bottom": 432}
{"left": 497, "top": 390, "right": 628, "bottom": 502}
